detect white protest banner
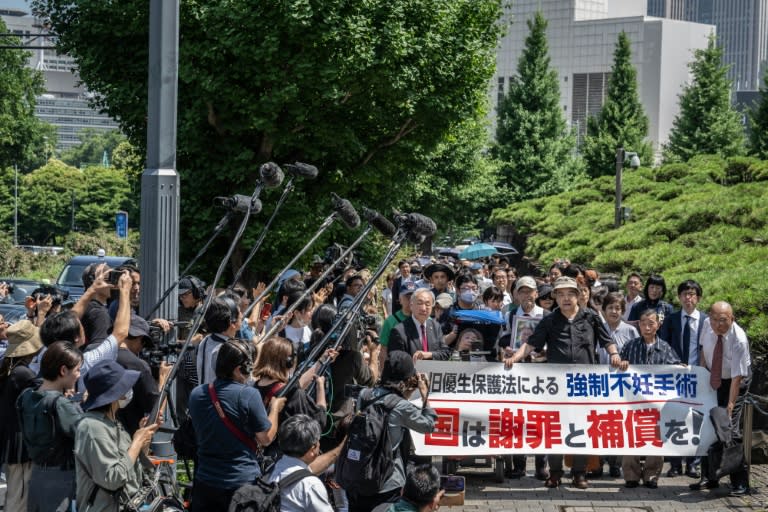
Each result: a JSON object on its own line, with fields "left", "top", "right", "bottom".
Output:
{"left": 412, "top": 361, "right": 717, "bottom": 456}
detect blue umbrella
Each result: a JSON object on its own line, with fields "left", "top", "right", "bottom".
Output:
{"left": 458, "top": 243, "right": 498, "bottom": 260}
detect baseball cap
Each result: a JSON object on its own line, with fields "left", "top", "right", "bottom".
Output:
{"left": 514, "top": 276, "right": 537, "bottom": 292}
{"left": 551, "top": 276, "right": 578, "bottom": 292}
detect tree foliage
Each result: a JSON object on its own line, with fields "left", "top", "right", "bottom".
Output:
{"left": 582, "top": 31, "right": 652, "bottom": 177}
{"left": 0, "top": 18, "right": 49, "bottom": 171}
{"left": 59, "top": 128, "right": 126, "bottom": 169}
{"left": 31, "top": 0, "right": 504, "bottom": 279}
{"left": 664, "top": 34, "right": 746, "bottom": 163}
{"left": 494, "top": 12, "right": 581, "bottom": 200}
{"left": 18, "top": 159, "right": 130, "bottom": 244}
{"left": 748, "top": 68, "right": 768, "bottom": 159}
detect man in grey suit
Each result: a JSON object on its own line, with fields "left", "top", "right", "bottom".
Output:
{"left": 659, "top": 279, "right": 707, "bottom": 478}
{"left": 389, "top": 288, "right": 453, "bottom": 361}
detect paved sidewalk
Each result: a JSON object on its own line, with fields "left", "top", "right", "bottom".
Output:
{"left": 449, "top": 463, "right": 768, "bottom": 512}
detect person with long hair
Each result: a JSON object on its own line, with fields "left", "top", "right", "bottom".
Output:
{"left": 19, "top": 341, "right": 84, "bottom": 512}
{"left": 0, "top": 320, "right": 43, "bottom": 511}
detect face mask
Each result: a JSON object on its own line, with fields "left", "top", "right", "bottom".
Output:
{"left": 459, "top": 291, "right": 478, "bottom": 304}
{"left": 118, "top": 389, "right": 133, "bottom": 409}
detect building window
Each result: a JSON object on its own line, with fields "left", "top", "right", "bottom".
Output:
{"left": 497, "top": 76, "right": 505, "bottom": 107}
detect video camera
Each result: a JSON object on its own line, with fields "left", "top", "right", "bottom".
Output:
{"left": 141, "top": 321, "right": 190, "bottom": 368}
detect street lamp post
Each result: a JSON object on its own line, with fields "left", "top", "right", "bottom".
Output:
{"left": 614, "top": 147, "right": 640, "bottom": 228}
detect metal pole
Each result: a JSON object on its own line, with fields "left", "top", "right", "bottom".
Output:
{"left": 743, "top": 400, "right": 754, "bottom": 488}
{"left": 141, "top": 0, "right": 179, "bottom": 459}
{"left": 614, "top": 147, "right": 624, "bottom": 229}
{"left": 14, "top": 164, "right": 18, "bottom": 246}
{"left": 140, "top": 0, "right": 180, "bottom": 324}
{"left": 71, "top": 190, "right": 75, "bottom": 231}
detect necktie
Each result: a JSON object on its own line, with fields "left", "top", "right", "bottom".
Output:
{"left": 420, "top": 324, "right": 428, "bottom": 352}
{"left": 710, "top": 335, "right": 724, "bottom": 389}
{"left": 682, "top": 315, "right": 692, "bottom": 362}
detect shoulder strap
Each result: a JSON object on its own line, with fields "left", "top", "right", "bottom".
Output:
{"left": 208, "top": 383, "right": 260, "bottom": 453}
{"left": 262, "top": 382, "right": 284, "bottom": 406}
{"left": 277, "top": 468, "right": 314, "bottom": 490}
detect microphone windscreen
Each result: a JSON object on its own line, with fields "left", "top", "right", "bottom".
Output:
{"left": 259, "top": 162, "right": 285, "bottom": 188}
{"left": 407, "top": 232, "right": 426, "bottom": 245}
{"left": 331, "top": 193, "right": 361, "bottom": 229}
{"left": 284, "top": 162, "right": 319, "bottom": 180}
{"left": 362, "top": 207, "right": 396, "bottom": 238}
{"left": 405, "top": 213, "right": 437, "bottom": 237}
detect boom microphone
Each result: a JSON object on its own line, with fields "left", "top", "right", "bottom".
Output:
{"left": 331, "top": 193, "right": 360, "bottom": 229}
{"left": 362, "top": 207, "right": 397, "bottom": 238}
{"left": 216, "top": 195, "right": 263, "bottom": 214}
{"left": 395, "top": 212, "right": 437, "bottom": 237}
{"left": 259, "top": 162, "right": 285, "bottom": 188}
{"left": 284, "top": 162, "right": 319, "bottom": 180}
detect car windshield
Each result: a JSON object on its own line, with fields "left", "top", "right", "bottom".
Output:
{"left": 57, "top": 264, "right": 87, "bottom": 287}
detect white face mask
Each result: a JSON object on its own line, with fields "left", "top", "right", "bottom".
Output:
{"left": 118, "top": 389, "right": 133, "bottom": 409}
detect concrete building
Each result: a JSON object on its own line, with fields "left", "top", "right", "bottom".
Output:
{"left": 647, "top": 0, "right": 768, "bottom": 92}
{"left": 1, "top": 8, "right": 119, "bottom": 151}
{"left": 492, "top": 0, "right": 713, "bottom": 155}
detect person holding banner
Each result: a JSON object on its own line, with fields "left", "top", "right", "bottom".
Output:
{"left": 690, "top": 301, "right": 751, "bottom": 496}
{"left": 503, "top": 276, "right": 621, "bottom": 490}
{"left": 617, "top": 309, "right": 681, "bottom": 488}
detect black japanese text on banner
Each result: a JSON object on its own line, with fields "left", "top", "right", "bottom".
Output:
{"left": 412, "top": 361, "right": 717, "bottom": 457}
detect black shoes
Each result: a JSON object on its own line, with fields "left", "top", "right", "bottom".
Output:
{"left": 729, "top": 484, "right": 749, "bottom": 496}
{"left": 689, "top": 479, "right": 720, "bottom": 490}
{"left": 625, "top": 480, "right": 639, "bottom": 488}
{"left": 684, "top": 466, "right": 701, "bottom": 479}
{"left": 645, "top": 479, "right": 658, "bottom": 489}
{"left": 573, "top": 474, "right": 589, "bottom": 489}
{"left": 609, "top": 466, "right": 622, "bottom": 478}
{"left": 505, "top": 467, "right": 525, "bottom": 479}
{"left": 666, "top": 467, "right": 682, "bottom": 477}
{"left": 534, "top": 470, "right": 550, "bottom": 481}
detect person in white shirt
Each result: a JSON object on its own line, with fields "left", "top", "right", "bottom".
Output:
{"left": 622, "top": 273, "right": 644, "bottom": 321}
{"left": 268, "top": 415, "right": 334, "bottom": 512}
{"left": 196, "top": 296, "right": 241, "bottom": 385}
{"left": 690, "top": 301, "right": 751, "bottom": 496}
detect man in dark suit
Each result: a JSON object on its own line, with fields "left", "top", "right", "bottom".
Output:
{"left": 389, "top": 288, "right": 452, "bottom": 361}
{"left": 659, "top": 279, "right": 707, "bottom": 478}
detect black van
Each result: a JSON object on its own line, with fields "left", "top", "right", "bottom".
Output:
{"left": 56, "top": 253, "right": 136, "bottom": 302}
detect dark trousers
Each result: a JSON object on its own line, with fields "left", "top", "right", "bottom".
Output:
{"left": 348, "top": 488, "right": 400, "bottom": 512}
{"left": 511, "top": 454, "right": 548, "bottom": 473}
{"left": 701, "top": 378, "right": 749, "bottom": 486}
{"left": 548, "top": 454, "right": 586, "bottom": 476}
{"left": 190, "top": 479, "right": 237, "bottom": 512}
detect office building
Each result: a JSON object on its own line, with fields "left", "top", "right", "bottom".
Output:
{"left": 1, "top": 8, "right": 120, "bottom": 151}
{"left": 493, "top": 0, "right": 713, "bottom": 154}
{"left": 647, "top": 0, "right": 768, "bottom": 91}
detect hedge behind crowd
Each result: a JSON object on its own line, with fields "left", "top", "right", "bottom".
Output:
{"left": 490, "top": 154, "right": 768, "bottom": 353}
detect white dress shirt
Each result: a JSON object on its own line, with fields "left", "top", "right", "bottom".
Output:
{"left": 267, "top": 456, "right": 333, "bottom": 512}
{"left": 699, "top": 318, "right": 751, "bottom": 380}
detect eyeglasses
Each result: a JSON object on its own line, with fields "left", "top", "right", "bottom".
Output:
{"left": 459, "top": 286, "right": 478, "bottom": 292}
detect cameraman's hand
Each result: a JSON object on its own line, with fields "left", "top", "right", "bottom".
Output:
{"left": 131, "top": 416, "right": 161, "bottom": 457}
{"left": 417, "top": 372, "right": 429, "bottom": 399}
{"left": 90, "top": 271, "right": 113, "bottom": 296}
{"left": 118, "top": 271, "right": 132, "bottom": 293}
{"left": 270, "top": 396, "right": 287, "bottom": 414}
{"left": 159, "top": 361, "right": 173, "bottom": 382}
{"left": 152, "top": 318, "right": 173, "bottom": 333}
{"left": 322, "top": 348, "right": 339, "bottom": 363}
{"left": 36, "top": 294, "right": 53, "bottom": 316}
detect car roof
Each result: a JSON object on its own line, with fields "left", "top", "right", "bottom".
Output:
{"left": 64, "top": 256, "right": 136, "bottom": 266}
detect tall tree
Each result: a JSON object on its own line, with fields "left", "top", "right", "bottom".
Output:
{"left": 32, "top": 0, "right": 504, "bottom": 278}
{"left": 0, "top": 18, "right": 49, "bottom": 171}
{"left": 582, "top": 31, "right": 652, "bottom": 177}
{"left": 495, "top": 11, "right": 581, "bottom": 199}
{"left": 664, "top": 34, "right": 746, "bottom": 163}
{"left": 748, "top": 68, "right": 768, "bottom": 158}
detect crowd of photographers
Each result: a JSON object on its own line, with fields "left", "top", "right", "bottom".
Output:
{"left": 0, "top": 252, "right": 753, "bottom": 511}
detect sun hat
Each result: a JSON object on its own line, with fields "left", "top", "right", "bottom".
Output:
{"left": 82, "top": 360, "right": 140, "bottom": 411}
{"left": 4, "top": 320, "right": 43, "bottom": 358}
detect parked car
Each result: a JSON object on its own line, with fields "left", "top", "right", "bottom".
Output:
{"left": 0, "top": 278, "right": 45, "bottom": 305}
{"left": 0, "top": 304, "right": 30, "bottom": 324}
{"left": 56, "top": 254, "right": 137, "bottom": 302}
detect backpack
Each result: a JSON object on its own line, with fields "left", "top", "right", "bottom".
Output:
{"left": 335, "top": 390, "right": 402, "bottom": 496}
{"left": 17, "top": 388, "right": 72, "bottom": 466}
{"left": 228, "top": 468, "right": 313, "bottom": 512}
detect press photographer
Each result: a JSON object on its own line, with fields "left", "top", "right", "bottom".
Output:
{"left": 116, "top": 314, "right": 173, "bottom": 435}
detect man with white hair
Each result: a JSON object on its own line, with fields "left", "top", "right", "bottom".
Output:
{"left": 388, "top": 288, "right": 453, "bottom": 361}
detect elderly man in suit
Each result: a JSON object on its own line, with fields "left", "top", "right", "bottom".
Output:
{"left": 660, "top": 279, "right": 708, "bottom": 479}
{"left": 389, "top": 288, "right": 453, "bottom": 361}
